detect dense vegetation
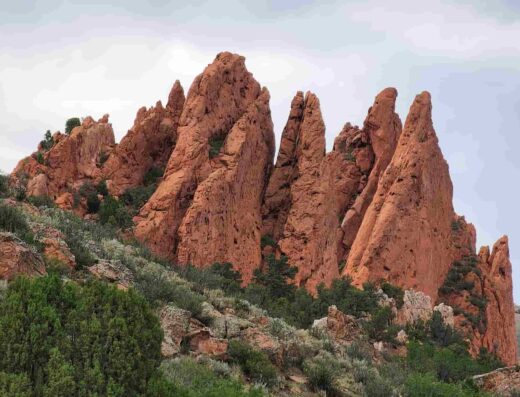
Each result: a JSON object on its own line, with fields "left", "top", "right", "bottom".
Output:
{"left": 0, "top": 275, "right": 163, "bottom": 396}
{"left": 65, "top": 117, "right": 81, "bottom": 134}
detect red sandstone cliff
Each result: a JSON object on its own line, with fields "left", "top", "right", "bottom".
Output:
{"left": 134, "top": 52, "right": 275, "bottom": 280}
{"left": 262, "top": 88, "right": 401, "bottom": 292}
{"left": 343, "top": 92, "right": 455, "bottom": 301}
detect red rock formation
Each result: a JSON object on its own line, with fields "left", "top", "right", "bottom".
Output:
{"left": 12, "top": 115, "right": 115, "bottom": 202}
{"left": 103, "top": 81, "right": 185, "bottom": 195}
{"left": 263, "top": 88, "right": 400, "bottom": 292}
{"left": 440, "top": 236, "right": 517, "bottom": 366}
{"left": 0, "top": 233, "right": 46, "bottom": 279}
{"left": 343, "top": 92, "right": 454, "bottom": 301}
{"left": 135, "top": 52, "right": 274, "bottom": 281}
{"left": 341, "top": 88, "right": 402, "bottom": 250}
{"left": 477, "top": 237, "right": 517, "bottom": 365}
{"left": 261, "top": 91, "right": 306, "bottom": 240}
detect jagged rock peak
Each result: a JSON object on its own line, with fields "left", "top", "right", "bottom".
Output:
{"left": 477, "top": 236, "right": 517, "bottom": 365}
{"left": 344, "top": 90, "right": 455, "bottom": 301}
{"left": 261, "top": 90, "right": 325, "bottom": 240}
{"left": 103, "top": 81, "right": 185, "bottom": 195}
{"left": 341, "top": 87, "right": 402, "bottom": 250}
{"left": 134, "top": 52, "right": 271, "bottom": 272}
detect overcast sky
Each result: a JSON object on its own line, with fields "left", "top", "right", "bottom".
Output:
{"left": 1, "top": 0, "right": 519, "bottom": 300}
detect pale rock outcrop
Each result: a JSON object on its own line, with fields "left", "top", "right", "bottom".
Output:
{"left": 103, "top": 81, "right": 185, "bottom": 195}
{"left": 311, "top": 305, "right": 360, "bottom": 342}
{"left": 433, "top": 303, "right": 454, "bottom": 327}
{"left": 88, "top": 260, "right": 134, "bottom": 290}
{"left": 344, "top": 92, "right": 455, "bottom": 301}
{"left": 396, "top": 290, "right": 433, "bottom": 325}
{"left": 135, "top": 52, "right": 274, "bottom": 281}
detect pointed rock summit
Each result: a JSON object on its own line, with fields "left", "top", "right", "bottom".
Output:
{"left": 134, "top": 52, "right": 275, "bottom": 280}
{"left": 103, "top": 81, "right": 185, "bottom": 195}
{"left": 343, "top": 91, "right": 454, "bottom": 301}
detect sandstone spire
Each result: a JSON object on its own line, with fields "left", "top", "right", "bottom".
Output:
{"left": 261, "top": 91, "right": 305, "bottom": 240}
{"left": 103, "top": 81, "right": 185, "bottom": 195}
{"left": 477, "top": 236, "right": 517, "bottom": 365}
{"left": 341, "top": 88, "right": 402, "bottom": 249}
{"left": 344, "top": 92, "right": 455, "bottom": 300}
{"left": 134, "top": 52, "right": 274, "bottom": 278}
{"left": 175, "top": 88, "right": 274, "bottom": 281}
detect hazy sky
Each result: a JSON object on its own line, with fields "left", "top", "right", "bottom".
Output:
{"left": 1, "top": 0, "right": 519, "bottom": 300}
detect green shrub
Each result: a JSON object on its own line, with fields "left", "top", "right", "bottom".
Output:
{"left": 346, "top": 340, "right": 372, "bottom": 362}
{"left": 227, "top": 340, "right": 278, "bottom": 386}
{"left": 0, "top": 203, "right": 40, "bottom": 248}
{"left": 260, "top": 234, "right": 277, "bottom": 249}
{"left": 99, "top": 195, "right": 132, "bottom": 228}
{"left": 44, "top": 257, "right": 71, "bottom": 276}
{"left": 0, "top": 275, "right": 163, "bottom": 396}
{"left": 14, "top": 185, "right": 26, "bottom": 201}
{"left": 36, "top": 152, "right": 44, "bottom": 164}
{"left": 98, "top": 150, "right": 109, "bottom": 165}
{"left": 122, "top": 184, "right": 157, "bottom": 210}
{"left": 39, "top": 130, "right": 54, "bottom": 151}
{"left": 404, "top": 373, "right": 475, "bottom": 397}
{"left": 27, "top": 195, "right": 55, "bottom": 208}
{"left": 96, "top": 179, "right": 109, "bottom": 196}
{"left": 78, "top": 181, "right": 95, "bottom": 197}
{"left": 143, "top": 166, "right": 164, "bottom": 186}
{"left": 209, "top": 136, "right": 226, "bottom": 159}
{"left": 65, "top": 117, "right": 81, "bottom": 134}
{"left": 381, "top": 281, "right": 405, "bottom": 309}
{"left": 135, "top": 271, "right": 203, "bottom": 316}
{"left": 363, "top": 374, "right": 395, "bottom": 397}
{"left": 430, "top": 310, "right": 463, "bottom": 347}
{"left": 315, "top": 278, "right": 380, "bottom": 319}
{"left": 303, "top": 353, "right": 341, "bottom": 393}
{"left": 0, "top": 174, "right": 9, "bottom": 197}
{"left": 0, "top": 371, "right": 31, "bottom": 397}
{"left": 406, "top": 340, "right": 498, "bottom": 384}
{"left": 147, "top": 357, "right": 265, "bottom": 397}
{"left": 86, "top": 191, "right": 100, "bottom": 213}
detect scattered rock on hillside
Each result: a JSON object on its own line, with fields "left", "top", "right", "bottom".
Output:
{"left": 0, "top": 233, "right": 46, "bottom": 279}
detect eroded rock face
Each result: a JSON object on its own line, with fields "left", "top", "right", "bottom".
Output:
{"left": 0, "top": 233, "right": 46, "bottom": 279}
{"left": 12, "top": 115, "right": 115, "bottom": 204}
{"left": 443, "top": 238, "right": 517, "bottom": 366}
{"left": 343, "top": 92, "right": 455, "bottom": 301}
{"left": 103, "top": 81, "right": 185, "bottom": 195}
{"left": 341, "top": 88, "right": 402, "bottom": 251}
{"left": 263, "top": 88, "right": 400, "bottom": 292}
{"left": 135, "top": 52, "right": 274, "bottom": 281}
{"left": 476, "top": 237, "right": 517, "bottom": 365}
